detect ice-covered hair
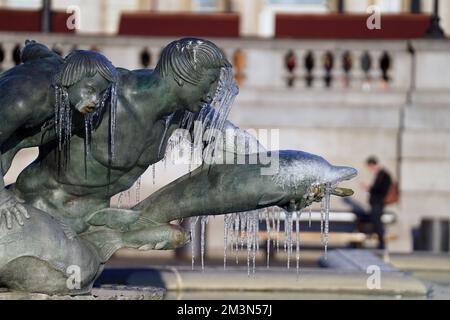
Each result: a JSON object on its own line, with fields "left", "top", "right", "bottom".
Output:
{"left": 55, "top": 50, "right": 118, "bottom": 87}
{"left": 53, "top": 50, "right": 119, "bottom": 165}
{"left": 155, "top": 38, "right": 231, "bottom": 86}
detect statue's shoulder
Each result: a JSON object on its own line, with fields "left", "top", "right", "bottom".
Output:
{"left": 20, "top": 40, "right": 63, "bottom": 64}
{"left": 0, "top": 41, "right": 62, "bottom": 85}
{"left": 117, "top": 67, "right": 155, "bottom": 88}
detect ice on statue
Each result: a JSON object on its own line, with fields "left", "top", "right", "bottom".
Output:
{"left": 0, "top": 37, "right": 356, "bottom": 295}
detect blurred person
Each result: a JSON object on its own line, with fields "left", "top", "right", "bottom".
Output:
{"left": 344, "top": 156, "right": 392, "bottom": 249}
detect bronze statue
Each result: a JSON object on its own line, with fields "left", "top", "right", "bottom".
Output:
{"left": 0, "top": 38, "right": 356, "bottom": 295}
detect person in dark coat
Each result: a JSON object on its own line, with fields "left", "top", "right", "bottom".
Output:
{"left": 344, "top": 156, "right": 392, "bottom": 249}
{"left": 364, "top": 156, "right": 392, "bottom": 249}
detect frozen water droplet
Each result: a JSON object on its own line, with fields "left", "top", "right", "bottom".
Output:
{"left": 223, "top": 214, "right": 232, "bottom": 269}
{"left": 276, "top": 209, "right": 281, "bottom": 252}
{"left": 265, "top": 209, "right": 271, "bottom": 268}
{"left": 296, "top": 211, "right": 301, "bottom": 276}
{"left": 109, "top": 83, "right": 118, "bottom": 161}
{"left": 323, "top": 183, "right": 331, "bottom": 258}
{"left": 234, "top": 213, "right": 240, "bottom": 264}
{"left": 158, "top": 113, "right": 175, "bottom": 159}
{"left": 246, "top": 213, "right": 251, "bottom": 276}
{"left": 285, "top": 211, "right": 293, "bottom": 270}
{"left": 309, "top": 206, "right": 312, "bottom": 228}
{"left": 200, "top": 216, "right": 209, "bottom": 271}
{"left": 190, "top": 216, "right": 199, "bottom": 270}
{"left": 252, "top": 211, "right": 258, "bottom": 275}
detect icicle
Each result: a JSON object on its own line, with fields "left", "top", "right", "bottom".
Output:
{"left": 285, "top": 211, "right": 293, "bottom": 270}
{"left": 323, "top": 183, "right": 332, "bottom": 258}
{"left": 265, "top": 209, "right": 271, "bottom": 268}
{"left": 229, "top": 214, "right": 235, "bottom": 255}
{"left": 200, "top": 216, "right": 209, "bottom": 271}
{"left": 246, "top": 213, "right": 251, "bottom": 276}
{"left": 240, "top": 212, "right": 247, "bottom": 251}
{"left": 158, "top": 113, "right": 175, "bottom": 159}
{"left": 83, "top": 115, "right": 90, "bottom": 151}
{"left": 276, "top": 209, "right": 281, "bottom": 252}
{"left": 320, "top": 200, "right": 324, "bottom": 243}
{"left": 271, "top": 207, "right": 276, "bottom": 249}
{"left": 83, "top": 114, "right": 90, "bottom": 178}
{"left": 309, "top": 206, "right": 312, "bottom": 228}
{"left": 190, "top": 216, "right": 199, "bottom": 270}
{"left": 252, "top": 211, "right": 258, "bottom": 275}
{"left": 296, "top": 211, "right": 301, "bottom": 276}
{"left": 234, "top": 213, "right": 240, "bottom": 264}
{"left": 256, "top": 210, "right": 261, "bottom": 252}
{"left": 54, "top": 85, "right": 73, "bottom": 169}
{"left": 190, "top": 67, "right": 238, "bottom": 166}
{"left": 186, "top": 112, "right": 195, "bottom": 132}
{"left": 223, "top": 214, "right": 231, "bottom": 269}
{"left": 109, "top": 83, "right": 118, "bottom": 161}
{"left": 135, "top": 176, "right": 142, "bottom": 204}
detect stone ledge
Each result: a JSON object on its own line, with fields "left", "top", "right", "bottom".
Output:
{"left": 0, "top": 286, "right": 165, "bottom": 300}
{"left": 153, "top": 267, "right": 427, "bottom": 297}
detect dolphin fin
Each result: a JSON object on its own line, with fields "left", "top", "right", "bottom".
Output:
{"left": 86, "top": 208, "right": 141, "bottom": 230}
{"left": 80, "top": 230, "right": 124, "bottom": 262}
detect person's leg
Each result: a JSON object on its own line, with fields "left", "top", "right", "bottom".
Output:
{"left": 370, "top": 202, "right": 385, "bottom": 249}
{"left": 343, "top": 197, "right": 367, "bottom": 217}
{"left": 342, "top": 197, "right": 371, "bottom": 228}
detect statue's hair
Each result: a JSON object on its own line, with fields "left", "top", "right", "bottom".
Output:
{"left": 55, "top": 50, "right": 118, "bottom": 87}
{"left": 155, "top": 38, "right": 231, "bottom": 85}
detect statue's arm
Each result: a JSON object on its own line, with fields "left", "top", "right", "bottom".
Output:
{"left": 0, "top": 84, "right": 37, "bottom": 229}
{"left": 0, "top": 150, "right": 30, "bottom": 229}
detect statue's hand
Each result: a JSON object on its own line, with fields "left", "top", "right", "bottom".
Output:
{"left": 0, "top": 189, "right": 30, "bottom": 229}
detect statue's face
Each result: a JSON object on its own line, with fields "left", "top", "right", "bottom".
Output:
{"left": 67, "top": 73, "right": 111, "bottom": 114}
{"left": 177, "top": 68, "right": 221, "bottom": 113}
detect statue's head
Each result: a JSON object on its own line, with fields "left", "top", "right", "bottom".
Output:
{"left": 55, "top": 50, "right": 118, "bottom": 114}
{"left": 155, "top": 38, "right": 232, "bottom": 112}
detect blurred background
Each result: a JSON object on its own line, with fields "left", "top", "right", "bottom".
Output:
{"left": 1, "top": 0, "right": 450, "bottom": 299}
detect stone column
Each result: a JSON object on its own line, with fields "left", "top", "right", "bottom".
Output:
{"left": 41, "top": 0, "right": 52, "bottom": 33}
{"left": 138, "top": 0, "right": 153, "bottom": 10}
{"left": 439, "top": 0, "right": 450, "bottom": 35}
{"left": 156, "top": 0, "right": 191, "bottom": 11}
{"left": 329, "top": 0, "right": 345, "bottom": 12}
{"left": 234, "top": 0, "right": 263, "bottom": 37}
{"left": 344, "top": 0, "right": 370, "bottom": 12}
{"left": 409, "top": 0, "right": 422, "bottom": 13}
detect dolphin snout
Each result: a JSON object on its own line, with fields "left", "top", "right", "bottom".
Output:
{"left": 326, "top": 165, "right": 358, "bottom": 184}
{"left": 323, "top": 165, "right": 358, "bottom": 199}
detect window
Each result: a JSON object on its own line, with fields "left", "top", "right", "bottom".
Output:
{"left": 260, "top": 0, "right": 329, "bottom": 37}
